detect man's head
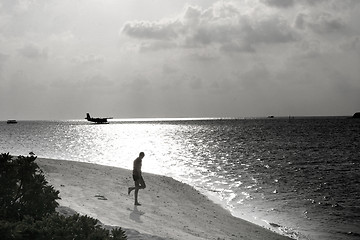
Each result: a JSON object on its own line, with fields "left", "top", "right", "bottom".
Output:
{"left": 139, "top": 152, "right": 145, "bottom": 158}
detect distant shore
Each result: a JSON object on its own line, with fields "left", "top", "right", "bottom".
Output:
{"left": 37, "top": 158, "right": 293, "bottom": 240}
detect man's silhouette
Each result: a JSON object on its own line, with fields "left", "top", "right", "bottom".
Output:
{"left": 128, "top": 152, "right": 146, "bottom": 205}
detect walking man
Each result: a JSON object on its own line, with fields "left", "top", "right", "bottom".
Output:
{"left": 128, "top": 152, "right": 146, "bottom": 205}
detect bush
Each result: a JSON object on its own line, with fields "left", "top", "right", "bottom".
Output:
{"left": 0, "top": 153, "right": 127, "bottom": 240}
{"left": 0, "top": 214, "right": 127, "bottom": 240}
{"left": 0, "top": 153, "right": 60, "bottom": 221}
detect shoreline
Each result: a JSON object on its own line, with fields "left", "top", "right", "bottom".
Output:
{"left": 37, "top": 158, "right": 293, "bottom": 240}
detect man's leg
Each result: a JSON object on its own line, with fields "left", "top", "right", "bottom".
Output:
{"left": 139, "top": 176, "right": 146, "bottom": 189}
{"left": 134, "top": 180, "right": 141, "bottom": 205}
{"left": 128, "top": 175, "right": 139, "bottom": 195}
{"left": 128, "top": 186, "right": 134, "bottom": 195}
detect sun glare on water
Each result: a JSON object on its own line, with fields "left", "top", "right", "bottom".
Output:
{"left": 77, "top": 122, "right": 189, "bottom": 177}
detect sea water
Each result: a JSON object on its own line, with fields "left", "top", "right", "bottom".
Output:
{"left": 0, "top": 117, "right": 359, "bottom": 240}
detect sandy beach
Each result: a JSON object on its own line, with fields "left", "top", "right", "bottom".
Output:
{"left": 36, "top": 158, "right": 293, "bottom": 240}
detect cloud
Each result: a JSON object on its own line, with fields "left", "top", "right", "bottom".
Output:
{"left": 49, "top": 31, "right": 76, "bottom": 43}
{"left": 0, "top": 53, "right": 9, "bottom": 71}
{"left": 341, "top": 36, "right": 360, "bottom": 52}
{"left": 261, "top": 0, "right": 295, "bottom": 8}
{"left": 50, "top": 72, "right": 114, "bottom": 93}
{"left": 139, "top": 41, "right": 177, "bottom": 52}
{"left": 295, "top": 12, "right": 346, "bottom": 34}
{"left": 260, "top": 0, "right": 350, "bottom": 8}
{"left": 1, "top": 0, "right": 359, "bottom": 119}
{"left": 82, "top": 73, "right": 113, "bottom": 89}
{"left": 187, "top": 49, "right": 219, "bottom": 62}
{"left": 0, "top": 0, "right": 28, "bottom": 13}
{"left": 247, "top": 16, "right": 296, "bottom": 44}
{"left": 122, "top": 20, "right": 180, "bottom": 40}
{"left": 187, "top": 75, "right": 203, "bottom": 90}
{"left": 220, "top": 42, "right": 255, "bottom": 53}
{"left": 240, "top": 64, "right": 272, "bottom": 90}
{"left": 71, "top": 54, "right": 104, "bottom": 65}
{"left": 121, "top": 2, "right": 297, "bottom": 54}
{"left": 18, "top": 44, "right": 48, "bottom": 59}
{"left": 162, "top": 64, "right": 178, "bottom": 74}
{"left": 123, "top": 75, "right": 150, "bottom": 92}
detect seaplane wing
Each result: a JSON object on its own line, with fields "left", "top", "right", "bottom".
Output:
{"left": 85, "top": 113, "right": 112, "bottom": 123}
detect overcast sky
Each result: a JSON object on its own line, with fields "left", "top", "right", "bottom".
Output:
{"left": 0, "top": 0, "right": 359, "bottom": 120}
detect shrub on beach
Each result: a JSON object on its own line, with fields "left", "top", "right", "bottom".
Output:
{"left": 0, "top": 153, "right": 60, "bottom": 221}
{"left": 0, "top": 214, "right": 127, "bottom": 240}
{"left": 0, "top": 153, "right": 127, "bottom": 240}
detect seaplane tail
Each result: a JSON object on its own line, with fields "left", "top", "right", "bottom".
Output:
{"left": 85, "top": 113, "right": 111, "bottom": 124}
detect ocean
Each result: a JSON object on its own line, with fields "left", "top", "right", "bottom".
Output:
{"left": 1, "top": 117, "right": 359, "bottom": 240}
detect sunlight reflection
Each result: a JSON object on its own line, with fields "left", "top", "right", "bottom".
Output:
{"left": 73, "top": 123, "right": 189, "bottom": 177}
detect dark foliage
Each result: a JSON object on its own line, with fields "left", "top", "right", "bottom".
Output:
{"left": 0, "top": 153, "right": 60, "bottom": 221}
{"left": 0, "top": 153, "right": 127, "bottom": 240}
{"left": 0, "top": 214, "right": 127, "bottom": 240}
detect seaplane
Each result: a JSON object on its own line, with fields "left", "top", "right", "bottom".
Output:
{"left": 85, "top": 113, "right": 113, "bottom": 124}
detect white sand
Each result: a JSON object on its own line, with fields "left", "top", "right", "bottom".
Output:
{"left": 37, "top": 158, "right": 293, "bottom": 240}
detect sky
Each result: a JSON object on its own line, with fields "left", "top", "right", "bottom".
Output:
{"left": 0, "top": 0, "right": 359, "bottom": 120}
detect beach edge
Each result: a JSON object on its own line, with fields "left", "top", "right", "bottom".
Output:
{"left": 37, "top": 158, "right": 294, "bottom": 240}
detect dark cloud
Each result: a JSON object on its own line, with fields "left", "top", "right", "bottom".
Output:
{"left": 308, "top": 13, "right": 346, "bottom": 34}
{"left": 187, "top": 51, "right": 219, "bottom": 62}
{"left": 261, "top": 0, "right": 295, "bottom": 8}
{"left": 246, "top": 17, "right": 296, "bottom": 44}
{"left": 220, "top": 41, "right": 255, "bottom": 53}
{"left": 295, "top": 12, "right": 346, "bottom": 34}
{"left": 341, "top": 37, "right": 360, "bottom": 52}
{"left": 294, "top": 13, "right": 306, "bottom": 30}
{"left": 18, "top": 44, "right": 48, "bottom": 59}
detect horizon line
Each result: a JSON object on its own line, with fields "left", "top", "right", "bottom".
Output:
{"left": 1, "top": 115, "right": 355, "bottom": 122}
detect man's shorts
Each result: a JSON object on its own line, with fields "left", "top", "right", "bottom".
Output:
{"left": 133, "top": 174, "right": 142, "bottom": 182}
{"left": 133, "top": 175, "right": 146, "bottom": 188}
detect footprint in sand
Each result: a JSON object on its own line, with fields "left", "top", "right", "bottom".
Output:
{"left": 94, "top": 194, "right": 108, "bottom": 200}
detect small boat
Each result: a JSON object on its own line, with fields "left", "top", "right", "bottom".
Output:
{"left": 7, "top": 120, "right": 17, "bottom": 124}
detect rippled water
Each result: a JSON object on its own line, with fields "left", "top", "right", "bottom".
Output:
{"left": 1, "top": 117, "right": 359, "bottom": 240}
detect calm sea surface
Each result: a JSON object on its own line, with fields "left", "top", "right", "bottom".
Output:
{"left": 1, "top": 117, "right": 359, "bottom": 240}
